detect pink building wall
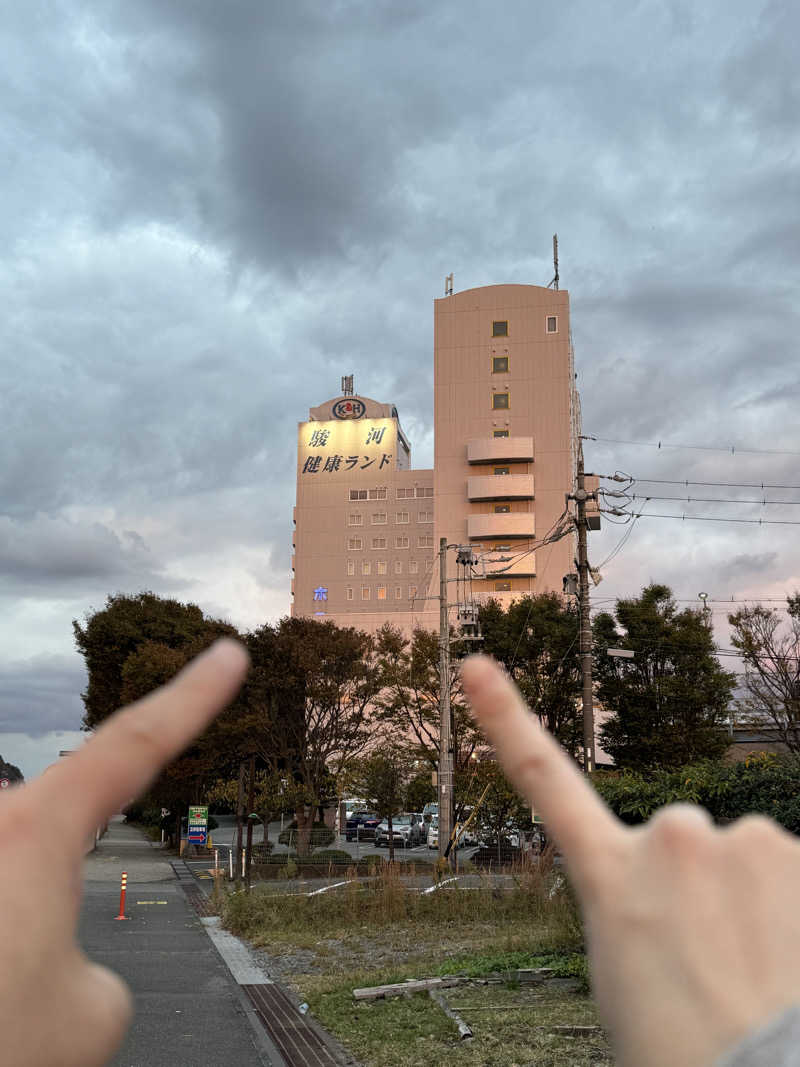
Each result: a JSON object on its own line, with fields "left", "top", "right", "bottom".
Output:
{"left": 292, "top": 283, "right": 585, "bottom": 632}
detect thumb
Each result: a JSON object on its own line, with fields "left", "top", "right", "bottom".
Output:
{"left": 59, "top": 958, "right": 134, "bottom": 1067}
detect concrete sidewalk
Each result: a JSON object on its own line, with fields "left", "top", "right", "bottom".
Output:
{"left": 80, "top": 817, "right": 280, "bottom": 1067}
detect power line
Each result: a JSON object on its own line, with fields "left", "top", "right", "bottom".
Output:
{"left": 600, "top": 476, "right": 800, "bottom": 491}
{"left": 619, "top": 494, "right": 800, "bottom": 507}
{"left": 600, "top": 509, "right": 800, "bottom": 527}
{"left": 585, "top": 435, "right": 800, "bottom": 458}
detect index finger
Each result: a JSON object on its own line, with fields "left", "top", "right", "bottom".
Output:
{"left": 34, "top": 639, "right": 249, "bottom": 844}
{"left": 461, "top": 655, "right": 625, "bottom": 891}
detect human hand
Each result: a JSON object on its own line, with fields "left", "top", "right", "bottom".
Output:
{"left": 462, "top": 655, "right": 800, "bottom": 1067}
{"left": 0, "top": 638, "right": 249, "bottom": 1067}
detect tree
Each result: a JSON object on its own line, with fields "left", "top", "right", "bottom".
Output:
{"left": 404, "top": 768, "right": 436, "bottom": 813}
{"left": 230, "top": 617, "right": 381, "bottom": 856}
{"left": 73, "top": 591, "right": 240, "bottom": 844}
{"left": 0, "top": 754, "right": 23, "bottom": 784}
{"left": 351, "top": 744, "right": 414, "bottom": 862}
{"left": 73, "top": 591, "right": 238, "bottom": 729}
{"left": 461, "top": 759, "right": 530, "bottom": 864}
{"left": 373, "top": 624, "right": 481, "bottom": 775}
{"left": 479, "top": 594, "right": 583, "bottom": 755}
{"left": 729, "top": 595, "right": 800, "bottom": 753}
{"left": 594, "top": 584, "right": 735, "bottom": 771}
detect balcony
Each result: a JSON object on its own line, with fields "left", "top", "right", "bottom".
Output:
{"left": 467, "top": 514, "right": 536, "bottom": 540}
{"left": 467, "top": 436, "right": 534, "bottom": 465}
{"left": 467, "top": 474, "right": 534, "bottom": 502}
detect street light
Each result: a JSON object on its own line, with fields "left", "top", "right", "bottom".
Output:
{"left": 698, "top": 592, "right": 711, "bottom": 625}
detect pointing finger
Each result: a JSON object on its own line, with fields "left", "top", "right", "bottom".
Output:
{"left": 35, "top": 639, "right": 249, "bottom": 843}
{"left": 462, "top": 654, "right": 625, "bottom": 893}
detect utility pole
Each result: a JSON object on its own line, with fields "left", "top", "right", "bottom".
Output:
{"left": 575, "top": 442, "right": 595, "bottom": 774}
{"left": 234, "top": 760, "right": 245, "bottom": 887}
{"left": 244, "top": 755, "right": 256, "bottom": 892}
{"left": 438, "top": 537, "right": 454, "bottom": 866}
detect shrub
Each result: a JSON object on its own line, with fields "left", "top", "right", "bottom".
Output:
{"left": 310, "top": 849, "right": 353, "bottom": 865}
{"left": 594, "top": 754, "right": 800, "bottom": 832}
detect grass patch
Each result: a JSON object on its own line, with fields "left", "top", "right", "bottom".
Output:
{"left": 434, "top": 948, "right": 589, "bottom": 992}
{"left": 221, "top": 860, "right": 611, "bottom": 1064}
{"left": 298, "top": 972, "right": 610, "bottom": 1067}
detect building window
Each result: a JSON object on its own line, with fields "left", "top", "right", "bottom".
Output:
{"left": 426, "top": 559, "right": 434, "bottom": 573}
{"left": 494, "top": 466, "right": 510, "bottom": 476}
{"left": 495, "top": 580, "right": 512, "bottom": 591}
{"left": 492, "top": 393, "right": 509, "bottom": 410}
{"left": 347, "top": 586, "right": 354, "bottom": 601}
{"left": 492, "top": 356, "right": 509, "bottom": 373}
{"left": 348, "top": 513, "right": 363, "bottom": 526}
{"left": 397, "top": 487, "right": 415, "bottom": 498}
{"left": 349, "top": 489, "right": 367, "bottom": 500}
{"left": 362, "top": 561, "right": 371, "bottom": 575}
{"left": 394, "top": 560, "right": 403, "bottom": 574}
{"left": 372, "top": 536, "right": 387, "bottom": 549}
{"left": 546, "top": 315, "right": 558, "bottom": 333}
{"left": 418, "top": 510, "right": 433, "bottom": 523}
{"left": 377, "top": 585, "right": 387, "bottom": 600}
{"left": 377, "top": 560, "right": 387, "bottom": 575}
{"left": 347, "top": 537, "right": 363, "bottom": 550}
{"left": 494, "top": 504, "right": 511, "bottom": 513}
{"left": 409, "top": 585, "right": 418, "bottom": 599}
{"left": 347, "top": 559, "right": 355, "bottom": 576}
{"left": 395, "top": 511, "right": 409, "bottom": 524}
{"left": 371, "top": 512, "right": 387, "bottom": 525}
{"left": 395, "top": 586, "right": 402, "bottom": 600}
{"left": 409, "top": 560, "right": 419, "bottom": 575}
{"left": 493, "top": 429, "right": 509, "bottom": 438}
{"left": 415, "top": 486, "right": 434, "bottom": 497}
{"left": 361, "top": 586, "right": 371, "bottom": 600}
{"left": 418, "top": 535, "right": 434, "bottom": 548}
{"left": 369, "top": 487, "right": 387, "bottom": 499}
{"left": 492, "top": 320, "right": 508, "bottom": 337}
{"left": 396, "top": 536, "right": 409, "bottom": 549}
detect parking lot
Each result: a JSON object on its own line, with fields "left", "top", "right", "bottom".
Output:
{"left": 183, "top": 814, "right": 483, "bottom": 874}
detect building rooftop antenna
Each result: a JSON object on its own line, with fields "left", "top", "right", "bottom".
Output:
{"left": 341, "top": 374, "right": 354, "bottom": 397}
{"left": 547, "top": 234, "right": 559, "bottom": 291}
{"left": 445, "top": 272, "right": 454, "bottom": 297}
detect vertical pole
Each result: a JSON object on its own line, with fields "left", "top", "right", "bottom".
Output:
{"left": 229, "top": 846, "right": 234, "bottom": 881}
{"left": 438, "top": 538, "right": 454, "bottom": 866}
{"left": 244, "top": 755, "right": 256, "bottom": 892}
{"left": 115, "top": 871, "right": 129, "bottom": 920}
{"left": 234, "top": 761, "right": 245, "bottom": 887}
{"left": 576, "top": 442, "right": 595, "bottom": 774}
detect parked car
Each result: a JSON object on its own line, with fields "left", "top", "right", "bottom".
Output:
{"left": 345, "top": 811, "right": 381, "bottom": 841}
{"left": 422, "top": 802, "right": 438, "bottom": 823}
{"left": 374, "top": 813, "right": 425, "bottom": 848}
{"left": 427, "top": 817, "right": 439, "bottom": 850}
{"left": 342, "top": 798, "right": 367, "bottom": 821}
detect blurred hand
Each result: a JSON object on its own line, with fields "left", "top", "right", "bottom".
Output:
{"left": 0, "top": 639, "right": 249, "bottom": 1067}
{"left": 462, "top": 655, "right": 800, "bottom": 1067}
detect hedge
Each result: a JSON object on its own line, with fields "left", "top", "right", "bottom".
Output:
{"left": 593, "top": 753, "right": 800, "bottom": 833}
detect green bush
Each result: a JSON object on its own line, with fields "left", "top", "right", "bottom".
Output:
{"left": 594, "top": 753, "right": 800, "bottom": 832}
{"left": 310, "top": 849, "right": 354, "bottom": 865}
{"left": 124, "top": 801, "right": 161, "bottom": 827}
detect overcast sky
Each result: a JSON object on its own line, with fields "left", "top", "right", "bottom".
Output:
{"left": 2, "top": 0, "right": 798, "bottom": 778}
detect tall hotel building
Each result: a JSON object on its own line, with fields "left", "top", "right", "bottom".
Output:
{"left": 292, "top": 283, "right": 581, "bottom": 630}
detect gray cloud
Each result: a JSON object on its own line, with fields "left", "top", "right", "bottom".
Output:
{"left": 0, "top": 655, "right": 86, "bottom": 736}
{"left": 1, "top": 0, "right": 799, "bottom": 742}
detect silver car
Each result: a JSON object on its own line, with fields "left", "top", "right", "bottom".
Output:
{"left": 374, "top": 813, "right": 424, "bottom": 848}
